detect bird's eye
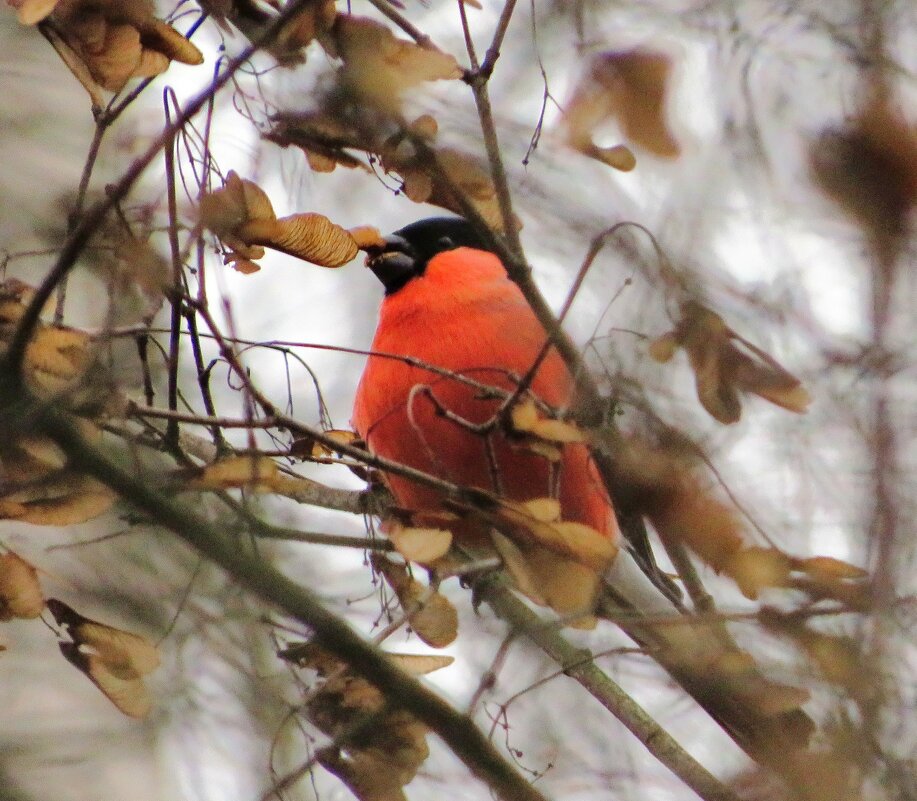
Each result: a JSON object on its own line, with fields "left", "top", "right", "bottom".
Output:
{"left": 436, "top": 236, "right": 456, "bottom": 250}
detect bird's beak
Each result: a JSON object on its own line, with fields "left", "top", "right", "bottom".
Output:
{"left": 365, "top": 234, "right": 419, "bottom": 294}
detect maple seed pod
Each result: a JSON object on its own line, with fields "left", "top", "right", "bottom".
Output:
{"left": 238, "top": 213, "right": 359, "bottom": 268}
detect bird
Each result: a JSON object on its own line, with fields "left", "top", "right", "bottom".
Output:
{"left": 352, "top": 216, "right": 813, "bottom": 765}
{"left": 352, "top": 216, "right": 618, "bottom": 621}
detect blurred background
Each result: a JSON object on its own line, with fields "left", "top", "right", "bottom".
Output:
{"left": 1, "top": 1, "right": 915, "bottom": 800}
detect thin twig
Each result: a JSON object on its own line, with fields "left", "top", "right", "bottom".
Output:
{"left": 479, "top": 576, "right": 741, "bottom": 801}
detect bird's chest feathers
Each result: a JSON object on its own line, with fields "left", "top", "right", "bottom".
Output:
{"left": 373, "top": 291, "right": 534, "bottom": 373}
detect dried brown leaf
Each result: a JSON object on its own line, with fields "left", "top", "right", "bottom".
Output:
{"left": 81, "top": 22, "right": 143, "bottom": 92}
{"left": 0, "top": 552, "right": 44, "bottom": 620}
{"left": 811, "top": 98, "right": 917, "bottom": 258}
{"left": 723, "top": 547, "right": 794, "bottom": 600}
{"left": 372, "top": 555, "right": 458, "bottom": 647}
{"left": 49, "top": 598, "right": 159, "bottom": 718}
{"left": 496, "top": 500, "right": 616, "bottom": 571}
{"left": 653, "top": 302, "right": 810, "bottom": 423}
{"left": 138, "top": 18, "right": 203, "bottom": 65}
{"left": 327, "top": 14, "right": 461, "bottom": 106}
{"left": 1, "top": 475, "right": 115, "bottom": 526}
{"left": 385, "top": 653, "right": 453, "bottom": 675}
{"left": 490, "top": 530, "right": 547, "bottom": 605}
{"left": 187, "top": 455, "right": 279, "bottom": 491}
{"left": 563, "top": 48, "right": 679, "bottom": 170}
{"left": 60, "top": 645, "right": 153, "bottom": 718}
{"left": 615, "top": 440, "right": 745, "bottom": 572}
{"left": 384, "top": 520, "right": 452, "bottom": 564}
{"left": 24, "top": 325, "right": 92, "bottom": 396}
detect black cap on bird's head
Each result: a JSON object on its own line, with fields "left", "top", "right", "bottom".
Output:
{"left": 365, "top": 216, "right": 496, "bottom": 295}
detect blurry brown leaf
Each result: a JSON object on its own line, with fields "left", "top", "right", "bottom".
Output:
{"left": 48, "top": 598, "right": 160, "bottom": 718}
{"left": 323, "top": 14, "right": 461, "bottom": 107}
{"left": 80, "top": 22, "right": 144, "bottom": 91}
{"left": 22, "top": 1, "right": 203, "bottom": 94}
{"left": 589, "top": 143, "right": 637, "bottom": 171}
{"left": 24, "top": 325, "right": 92, "bottom": 396}
{"left": 614, "top": 439, "right": 745, "bottom": 572}
{"left": 295, "top": 639, "right": 432, "bottom": 800}
{"left": 496, "top": 500, "right": 616, "bottom": 571}
{"left": 385, "top": 652, "right": 453, "bottom": 675}
{"left": 522, "top": 548, "right": 600, "bottom": 627}
{"left": 0, "top": 552, "right": 44, "bottom": 620}
{"left": 184, "top": 454, "right": 279, "bottom": 491}
{"left": 563, "top": 48, "right": 680, "bottom": 168}
{"left": 372, "top": 555, "right": 458, "bottom": 647}
{"left": 520, "top": 497, "right": 561, "bottom": 523}
{"left": 811, "top": 97, "right": 917, "bottom": 260}
{"left": 653, "top": 302, "right": 810, "bottom": 423}
{"left": 3, "top": 435, "right": 68, "bottom": 484}
{"left": 137, "top": 17, "right": 204, "bottom": 65}
{"left": 266, "top": 111, "right": 372, "bottom": 174}
{"left": 270, "top": 0, "right": 336, "bottom": 62}
{"left": 798, "top": 555, "right": 867, "bottom": 582}
{"left": 762, "top": 611, "right": 865, "bottom": 692}
{"left": 0, "top": 474, "right": 115, "bottom": 526}
{"left": 60, "top": 644, "right": 153, "bottom": 718}
{"left": 647, "top": 331, "right": 678, "bottom": 363}
{"left": 723, "top": 547, "right": 793, "bottom": 600}
{"left": 199, "top": 170, "right": 273, "bottom": 237}
{"left": 384, "top": 520, "right": 452, "bottom": 565}
{"left": 408, "top": 114, "right": 438, "bottom": 140}
{"left": 382, "top": 143, "right": 511, "bottom": 231}
{"left": 490, "top": 530, "right": 547, "bottom": 604}
{"left": 298, "top": 428, "right": 360, "bottom": 460}
{"left": 13, "top": 0, "right": 59, "bottom": 24}
{"left": 509, "top": 398, "right": 588, "bottom": 444}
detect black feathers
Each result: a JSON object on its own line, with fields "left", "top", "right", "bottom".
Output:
{"left": 367, "top": 217, "right": 495, "bottom": 295}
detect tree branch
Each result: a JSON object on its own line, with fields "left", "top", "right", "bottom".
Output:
{"left": 26, "top": 396, "right": 551, "bottom": 801}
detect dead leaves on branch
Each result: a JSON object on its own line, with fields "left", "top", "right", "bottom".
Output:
{"left": 615, "top": 439, "right": 867, "bottom": 604}
{"left": 199, "top": 171, "right": 363, "bottom": 272}
{"left": 372, "top": 554, "right": 458, "bottom": 648}
{"left": 0, "top": 282, "right": 115, "bottom": 526}
{"left": 47, "top": 598, "right": 160, "bottom": 718}
{"left": 508, "top": 397, "right": 589, "bottom": 461}
{"left": 650, "top": 301, "right": 811, "bottom": 424}
{"left": 267, "top": 110, "right": 514, "bottom": 231}
{"left": 563, "top": 48, "right": 680, "bottom": 171}
{"left": 321, "top": 14, "right": 462, "bottom": 108}
{"left": 13, "top": 0, "right": 203, "bottom": 96}
{"left": 0, "top": 279, "right": 96, "bottom": 400}
{"left": 0, "top": 429, "right": 115, "bottom": 527}
{"left": 496, "top": 498, "right": 616, "bottom": 573}
{"left": 284, "top": 643, "right": 451, "bottom": 801}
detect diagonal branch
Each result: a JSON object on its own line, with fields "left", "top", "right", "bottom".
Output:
{"left": 24, "top": 395, "right": 551, "bottom": 801}
{"left": 478, "top": 576, "right": 742, "bottom": 801}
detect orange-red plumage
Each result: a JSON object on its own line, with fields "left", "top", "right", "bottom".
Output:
{"left": 353, "top": 242, "right": 620, "bottom": 616}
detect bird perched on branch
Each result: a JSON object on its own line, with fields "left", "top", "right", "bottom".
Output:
{"left": 352, "top": 216, "right": 813, "bottom": 766}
